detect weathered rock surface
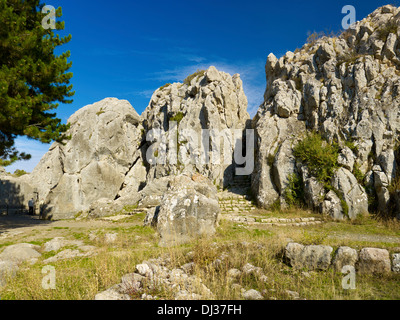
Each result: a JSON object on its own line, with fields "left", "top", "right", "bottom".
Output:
{"left": 0, "top": 243, "right": 41, "bottom": 264}
{"left": 142, "top": 66, "right": 250, "bottom": 189}
{"left": 29, "top": 98, "right": 146, "bottom": 220}
{"left": 356, "top": 248, "right": 391, "bottom": 274}
{"left": 392, "top": 253, "right": 400, "bottom": 273}
{"left": 95, "top": 257, "right": 214, "bottom": 300}
{"left": 331, "top": 246, "right": 359, "bottom": 271}
{"left": 0, "top": 260, "right": 19, "bottom": 287}
{"left": 43, "top": 237, "right": 84, "bottom": 252}
{"left": 332, "top": 168, "right": 369, "bottom": 219}
{"left": 284, "top": 242, "right": 333, "bottom": 270}
{"left": 252, "top": 5, "right": 400, "bottom": 219}
{"left": 146, "top": 174, "right": 220, "bottom": 246}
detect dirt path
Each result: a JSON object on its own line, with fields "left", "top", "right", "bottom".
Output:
{"left": 0, "top": 214, "right": 139, "bottom": 244}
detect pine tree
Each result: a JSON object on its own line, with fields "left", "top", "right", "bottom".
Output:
{"left": 0, "top": 0, "right": 74, "bottom": 166}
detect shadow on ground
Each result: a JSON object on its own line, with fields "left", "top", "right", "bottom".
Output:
{"left": 0, "top": 214, "right": 52, "bottom": 232}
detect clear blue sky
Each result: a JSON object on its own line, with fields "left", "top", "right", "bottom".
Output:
{"left": 8, "top": 0, "right": 392, "bottom": 173}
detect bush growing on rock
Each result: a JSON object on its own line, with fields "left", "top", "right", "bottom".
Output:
{"left": 293, "top": 132, "right": 339, "bottom": 187}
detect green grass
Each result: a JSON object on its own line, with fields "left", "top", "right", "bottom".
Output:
{"left": 1, "top": 210, "right": 400, "bottom": 300}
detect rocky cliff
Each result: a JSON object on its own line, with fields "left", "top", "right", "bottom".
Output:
{"left": 252, "top": 4, "right": 400, "bottom": 219}
{"left": 141, "top": 66, "right": 249, "bottom": 188}
{"left": 6, "top": 67, "right": 249, "bottom": 220}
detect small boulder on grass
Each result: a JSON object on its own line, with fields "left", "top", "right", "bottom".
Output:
{"left": 284, "top": 243, "right": 333, "bottom": 271}
{"left": 0, "top": 243, "right": 41, "bottom": 264}
{"left": 356, "top": 248, "right": 391, "bottom": 274}
{"left": 242, "top": 289, "right": 263, "bottom": 300}
{"left": 331, "top": 246, "right": 358, "bottom": 271}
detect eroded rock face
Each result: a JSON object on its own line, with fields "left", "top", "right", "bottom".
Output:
{"left": 252, "top": 5, "right": 400, "bottom": 219}
{"left": 284, "top": 242, "right": 333, "bottom": 271}
{"left": 357, "top": 248, "right": 391, "bottom": 274}
{"left": 146, "top": 174, "right": 220, "bottom": 247}
{"left": 33, "top": 98, "right": 146, "bottom": 220}
{"left": 4, "top": 66, "right": 250, "bottom": 221}
{"left": 142, "top": 66, "right": 250, "bottom": 189}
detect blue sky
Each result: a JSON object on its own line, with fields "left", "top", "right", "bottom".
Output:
{"left": 7, "top": 0, "right": 392, "bottom": 173}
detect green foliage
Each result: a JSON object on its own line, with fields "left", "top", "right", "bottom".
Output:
{"left": 169, "top": 112, "right": 185, "bottom": 124}
{"left": 336, "top": 51, "right": 363, "bottom": 68}
{"left": 344, "top": 139, "right": 358, "bottom": 153}
{"left": 340, "top": 196, "right": 349, "bottom": 218}
{"left": 301, "top": 230, "right": 328, "bottom": 246}
{"left": 284, "top": 173, "right": 305, "bottom": 208}
{"left": 0, "top": 0, "right": 74, "bottom": 166}
{"left": 183, "top": 69, "right": 206, "bottom": 85}
{"left": 352, "top": 163, "right": 364, "bottom": 184}
{"left": 159, "top": 83, "right": 171, "bottom": 90}
{"left": 293, "top": 132, "right": 339, "bottom": 186}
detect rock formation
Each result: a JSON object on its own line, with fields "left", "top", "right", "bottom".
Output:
{"left": 30, "top": 98, "right": 146, "bottom": 219}
{"left": 3, "top": 5, "right": 400, "bottom": 226}
{"left": 141, "top": 66, "right": 250, "bottom": 188}
{"left": 1, "top": 67, "right": 249, "bottom": 223}
{"left": 144, "top": 174, "right": 220, "bottom": 246}
{"left": 252, "top": 5, "right": 400, "bottom": 219}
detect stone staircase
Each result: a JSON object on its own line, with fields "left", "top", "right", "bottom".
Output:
{"left": 217, "top": 175, "right": 324, "bottom": 227}
{"left": 218, "top": 175, "right": 256, "bottom": 217}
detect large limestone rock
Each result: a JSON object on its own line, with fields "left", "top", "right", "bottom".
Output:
{"left": 356, "top": 248, "right": 391, "bottom": 274}
{"left": 142, "top": 66, "right": 250, "bottom": 189}
{"left": 146, "top": 174, "right": 220, "bottom": 247}
{"left": 0, "top": 174, "right": 36, "bottom": 215}
{"left": 0, "top": 243, "right": 41, "bottom": 264}
{"left": 33, "top": 98, "right": 146, "bottom": 219}
{"left": 284, "top": 242, "right": 333, "bottom": 271}
{"left": 252, "top": 5, "right": 400, "bottom": 218}
{"left": 331, "top": 246, "right": 359, "bottom": 271}
{"left": 331, "top": 168, "right": 369, "bottom": 219}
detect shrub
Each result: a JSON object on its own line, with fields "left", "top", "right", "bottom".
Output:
{"left": 13, "top": 169, "right": 28, "bottom": 177}
{"left": 293, "top": 132, "right": 339, "bottom": 187}
{"left": 183, "top": 69, "right": 206, "bottom": 85}
{"left": 159, "top": 83, "right": 171, "bottom": 90}
{"left": 352, "top": 163, "right": 364, "bottom": 184}
{"left": 284, "top": 173, "right": 305, "bottom": 208}
{"left": 169, "top": 112, "right": 185, "bottom": 124}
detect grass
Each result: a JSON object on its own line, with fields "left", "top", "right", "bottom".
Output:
{"left": 183, "top": 69, "right": 206, "bottom": 85}
{"left": 1, "top": 211, "right": 400, "bottom": 300}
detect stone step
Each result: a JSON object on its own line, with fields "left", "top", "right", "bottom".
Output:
{"left": 219, "top": 214, "right": 325, "bottom": 226}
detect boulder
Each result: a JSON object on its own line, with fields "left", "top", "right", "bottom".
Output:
{"left": 285, "top": 243, "right": 333, "bottom": 270}
{"left": 33, "top": 98, "right": 146, "bottom": 220}
{"left": 150, "top": 174, "right": 220, "bottom": 246}
{"left": 0, "top": 243, "right": 41, "bottom": 264}
{"left": 331, "top": 246, "right": 359, "bottom": 271}
{"left": 321, "top": 191, "right": 344, "bottom": 220}
{"left": 0, "top": 260, "right": 19, "bottom": 287}
{"left": 392, "top": 253, "right": 400, "bottom": 273}
{"left": 242, "top": 289, "right": 263, "bottom": 300}
{"left": 142, "top": 66, "right": 250, "bottom": 189}
{"left": 332, "top": 168, "right": 369, "bottom": 219}
{"left": 356, "top": 248, "right": 391, "bottom": 274}
{"left": 43, "top": 237, "right": 84, "bottom": 252}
